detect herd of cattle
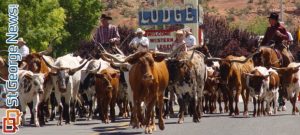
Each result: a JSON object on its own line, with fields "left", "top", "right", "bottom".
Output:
{"left": 0, "top": 45, "right": 300, "bottom": 134}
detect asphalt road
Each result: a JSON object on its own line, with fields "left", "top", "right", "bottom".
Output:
{"left": 1, "top": 102, "right": 300, "bottom": 135}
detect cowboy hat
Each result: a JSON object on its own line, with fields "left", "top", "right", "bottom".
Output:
{"left": 184, "top": 29, "right": 192, "bottom": 35}
{"left": 17, "top": 38, "right": 26, "bottom": 44}
{"left": 100, "top": 14, "right": 112, "bottom": 20}
{"left": 268, "top": 12, "right": 279, "bottom": 21}
{"left": 175, "top": 30, "right": 184, "bottom": 35}
{"left": 135, "top": 28, "right": 145, "bottom": 34}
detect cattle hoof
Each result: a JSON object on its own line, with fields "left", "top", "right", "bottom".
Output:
{"left": 220, "top": 110, "right": 224, "bottom": 114}
{"left": 35, "top": 124, "right": 40, "bottom": 127}
{"left": 292, "top": 112, "right": 296, "bottom": 115}
{"left": 145, "top": 127, "right": 153, "bottom": 134}
{"left": 282, "top": 106, "right": 286, "bottom": 111}
{"left": 163, "top": 115, "right": 170, "bottom": 119}
{"left": 159, "top": 120, "right": 165, "bottom": 130}
{"left": 243, "top": 112, "right": 249, "bottom": 117}
{"left": 177, "top": 120, "right": 184, "bottom": 124}
{"left": 193, "top": 118, "right": 200, "bottom": 123}
{"left": 57, "top": 122, "right": 62, "bottom": 126}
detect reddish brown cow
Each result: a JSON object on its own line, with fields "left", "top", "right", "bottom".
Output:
{"left": 95, "top": 67, "right": 120, "bottom": 124}
{"left": 128, "top": 52, "right": 169, "bottom": 134}
{"left": 207, "top": 54, "right": 256, "bottom": 116}
{"left": 107, "top": 51, "right": 170, "bottom": 134}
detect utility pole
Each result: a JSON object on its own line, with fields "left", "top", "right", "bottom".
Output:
{"left": 280, "top": 0, "right": 284, "bottom": 22}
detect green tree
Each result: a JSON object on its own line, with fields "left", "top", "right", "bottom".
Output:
{"left": 57, "top": 0, "right": 102, "bottom": 56}
{"left": 0, "top": 0, "right": 66, "bottom": 52}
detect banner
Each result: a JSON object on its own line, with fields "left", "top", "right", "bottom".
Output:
{"left": 145, "top": 30, "right": 176, "bottom": 52}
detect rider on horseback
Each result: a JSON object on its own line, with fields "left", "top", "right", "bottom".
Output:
{"left": 93, "top": 14, "right": 120, "bottom": 53}
{"left": 261, "top": 12, "right": 294, "bottom": 65}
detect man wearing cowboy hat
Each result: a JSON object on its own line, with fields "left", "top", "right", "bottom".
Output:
{"left": 261, "top": 13, "right": 293, "bottom": 112}
{"left": 184, "top": 28, "right": 197, "bottom": 48}
{"left": 93, "top": 14, "right": 120, "bottom": 47}
{"left": 17, "top": 37, "right": 29, "bottom": 58}
{"left": 171, "top": 30, "right": 187, "bottom": 52}
{"left": 261, "top": 12, "right": 293, "bottom": 62}
{"left": 129, "top": 28, "right": 150, "bottom": 52}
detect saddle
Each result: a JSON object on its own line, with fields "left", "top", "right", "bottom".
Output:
{"left": 273, "top": 48, "right": 283, "bottom": 65}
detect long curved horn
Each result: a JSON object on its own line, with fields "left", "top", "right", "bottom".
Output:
{"left": 69, "top": 58, "right": 91, "bottom": 74}
{"left": 41, "top": 55, "right": 60, "bottom": 70}
{"left": 189, "top": 49, "right": 195, "bottom": 61}
{"left": 154, "top": 44, "right": 185, "bottom": 58}
{"left": 89, "top": 61, "right": 101, "bottom": 74}
{"left": 102, "top": 53, "right": 126, "bottom": 63}
{"left": 229, "top": 50, "right": 259, "bottom": 63}
{"left": 205, "top": 57, "right": 224, "bottom": 62}
{"left": 114, "top": 46, "right": 125, "bottom": 56}
{"left": 0, "top": 76, "right": 6, "bottom": 83}
{"left": 39, "top": 36, "right": 59, "bottom": 55}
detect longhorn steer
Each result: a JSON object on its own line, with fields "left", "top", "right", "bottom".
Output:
{"left": 18, "top": 70, "right": 45, "bottom": 127}
{"left": 166, "top": 50, "right": 206, "bottom": 123}
{"left": 79, "top": 59, "right": 105, "bottom": 120}
{"left": 42, "top": 54, "right": 89, "bottom": 125}
{"left": 95, "top": 67, "right": 120, "bottom": 123}
{"left": 206, "top": 52, "right": 257, "bottom": 116}
{"left": 273, "top": 63, "right": 300, "bottom": 115}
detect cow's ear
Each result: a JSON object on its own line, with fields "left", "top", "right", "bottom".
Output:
{"left": 152, "top": 53, "right": 166, "bottom": 62}
{"left": 24, "top": 74, "right": 33, "bottom": 80}
{"left": 126, "top": 52, "right": 147, "bottom": 65}
{"left": 111, "top": 72, "right": 120, "bottom": 78}
{"left": 95, "top": 74, "right": 104, "bottom": 78}
{"left": 293, "top": 77, "right": 298, "bottom": 83}
{"left": 291, "top": 67, "right": 299, "bottom": 73}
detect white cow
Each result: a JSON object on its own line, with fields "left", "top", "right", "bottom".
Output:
{"left": 42, "top": 54, "right": 89, "bottom": 125}
{"left": 18, "top": 70, "right": 45, "bottom": 127}
{"left": 245, "top": 66, "right": 280, "bottom": 116}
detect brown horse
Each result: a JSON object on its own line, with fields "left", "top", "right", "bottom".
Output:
{"left": 253, "top": 45, "right": 293, "bottom": 68}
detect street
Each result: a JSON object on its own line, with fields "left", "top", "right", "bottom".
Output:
{"left": 1, "top": 102, "right": 299, "bottom": 135}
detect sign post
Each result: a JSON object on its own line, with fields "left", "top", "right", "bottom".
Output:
{"left": 139, "top": 0, "right": 203, "bottom": 52}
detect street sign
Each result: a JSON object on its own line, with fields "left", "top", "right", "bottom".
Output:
{"left": 139, "top": 5, "right": 198, "bottom": 26}
{"left": 145, "top": 30, "right": 176, "bottom": 52}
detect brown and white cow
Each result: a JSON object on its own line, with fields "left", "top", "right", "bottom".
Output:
{"left": 207, "top": 53, "right": 257, "bottom": 116}
{"left": 203, "top": 66, "right": 224, "bottom": 114}
{"left": 22, "top": 53, "right": 55, "bottom": 125}
{"left": 166, "top": 50, "right": 206, "bottom": 123}
{"left": 244, "top": 66, "right": 280, "bottom": 116}
{"left": 95, "top": 67, "right": 120, "bottom": 124}
{"left": 273, "top": 62, "right": 300, "bottom": 115}
{"left": 18, "top": 70, "right": 45, "bottom": 127}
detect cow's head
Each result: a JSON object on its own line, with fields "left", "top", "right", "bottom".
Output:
{"left": 24, "top": 53, "right": 43, "bottom": 73}
{"left": 21, "top": 73, "right": 45, "bottom": 95}
{"left": 244, "top": 69, "right": 269, "bottom": 94}
{"left": 96, "top": 69, "right": 120, "bottom": 91}
{"left": 42, "top": 56, "right": 90, "bottom": 92}
{"left": 273, "top": 66, "right": 300, "bottom": 87}
{"left": 219, "top": 60, "right": 231, "bottom": 85}
{"left": 206, "top": 51, "right": 258, "bottom": 85}
{"left": 102, "top": 46, "right": 184, "bottom": 83}
{"left": 166, "top": 58, "right": 193, "bottom": 85}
